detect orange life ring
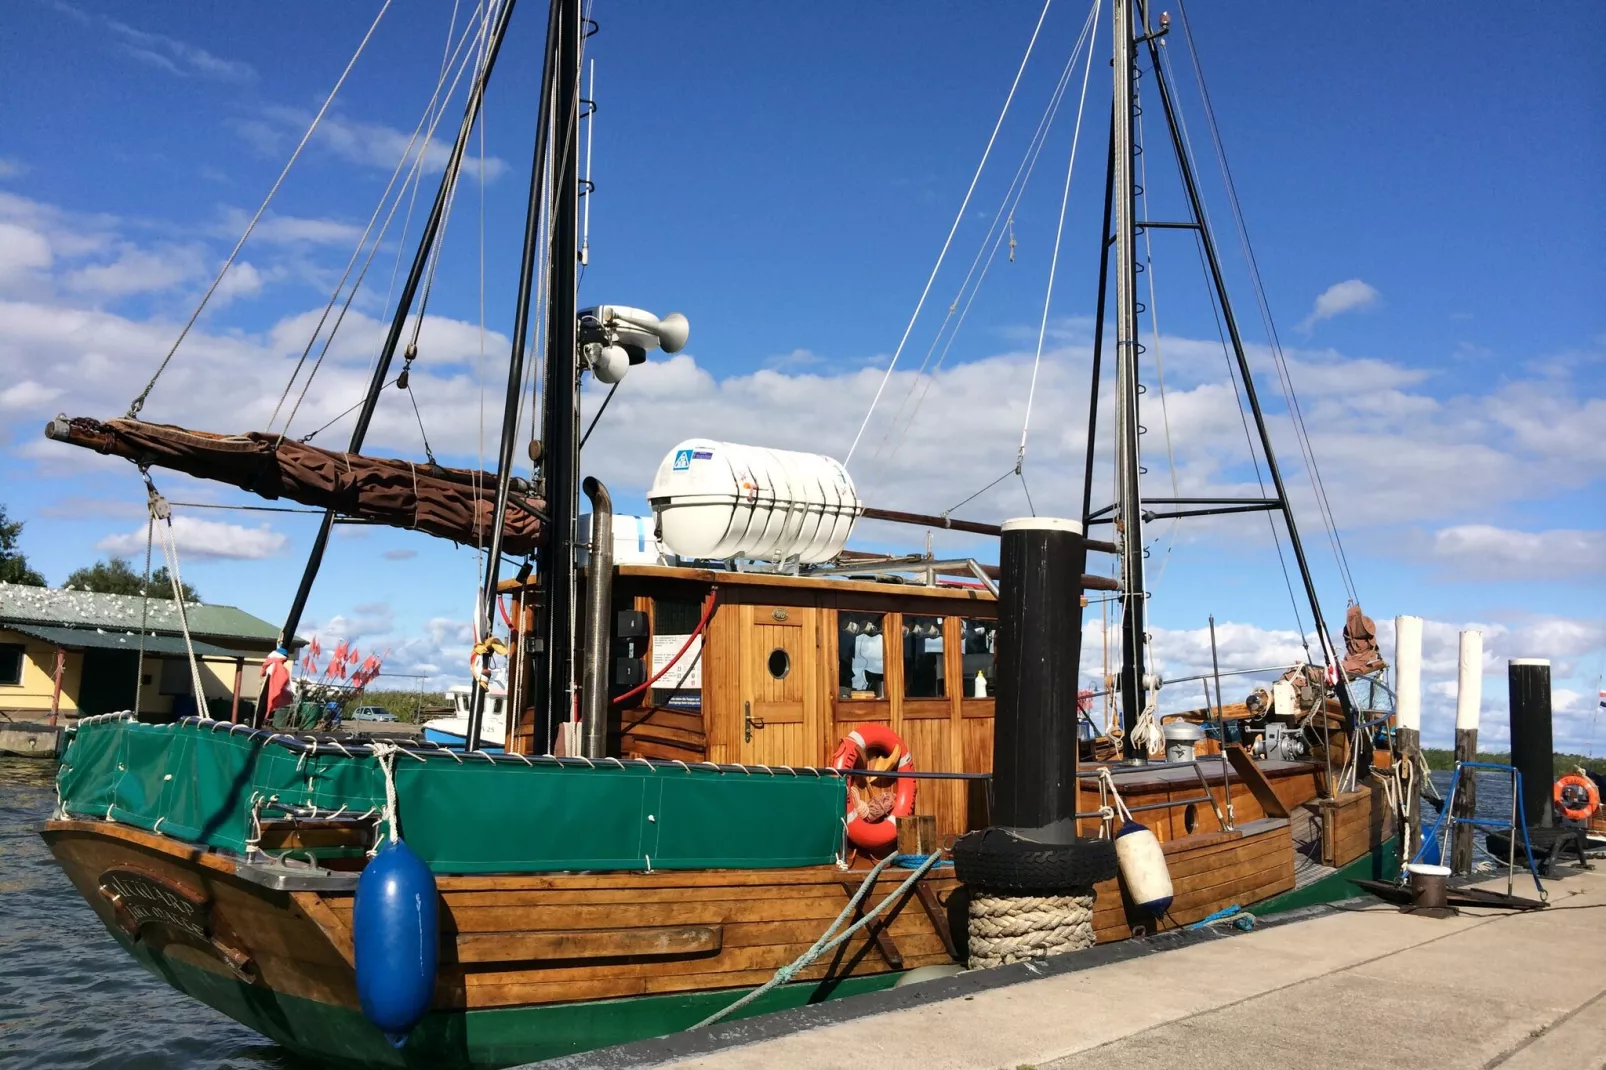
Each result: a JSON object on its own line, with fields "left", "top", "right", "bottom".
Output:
{"left": 830, "top": 724, "right": 917, "bottom": 853}
{"left": 1554, "top": 774, "right": 1600, "bottom": 822}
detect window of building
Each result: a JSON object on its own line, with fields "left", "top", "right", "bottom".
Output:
{"left": 959, "top": 619, "right": 997, "bottom": 698}
{"left": 0, "top": 644, "right": 23, "bottom": 686}
{"left": 158, "top": 658, "right": 195, "bottom": 696}
{"left": 902, "top": 616, "right": 946, "bottom": 699}
{"left": 838, "top": 612, "right": 886, "bottom": 699}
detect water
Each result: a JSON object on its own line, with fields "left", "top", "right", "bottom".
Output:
{"left": 1424, "top": 767, "right": 1519, "bottom": 866}
{"left": 0, "top": 758, "right": 312, "bottom": 1070}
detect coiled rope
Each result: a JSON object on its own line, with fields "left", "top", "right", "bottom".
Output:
{"left": 968, "top": 891, "right": 1093, "bottom": 968}
{"left": 1128, "top": 684, "right": 1165, "bottom": 758}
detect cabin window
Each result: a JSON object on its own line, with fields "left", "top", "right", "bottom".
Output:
{"left": 959, "top": 618, "right": 997, "bottom": 698}
{"left": 0, "top": 644, "right": 23, "bottom": 686}
{"left": 767, "top": 648, "right": 791, "bottom": 680}
{"left": 902, "top": 616, "right": 946, "bottom": 699}
{"left": 838, "top": 612, "right": 885, "bottom": 699}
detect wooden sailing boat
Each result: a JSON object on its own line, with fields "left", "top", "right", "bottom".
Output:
{"left": 42, "top": 1, "right": 1401, "bottom": 1067}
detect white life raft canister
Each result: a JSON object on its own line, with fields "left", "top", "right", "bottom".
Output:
{"left": 1114, "top": 820, "right": 1173, "bottom": 914}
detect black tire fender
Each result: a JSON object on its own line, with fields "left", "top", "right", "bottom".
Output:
{"left": 952, "top": 827, "right": 1119, "bottom": 892}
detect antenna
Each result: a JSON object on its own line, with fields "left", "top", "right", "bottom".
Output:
{"left": 581, "top": 58, "right": 595, "bottom": 266}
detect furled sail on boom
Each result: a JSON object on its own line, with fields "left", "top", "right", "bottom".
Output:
{"left": 45, "top": 416, "right": 545, "bottom": 554}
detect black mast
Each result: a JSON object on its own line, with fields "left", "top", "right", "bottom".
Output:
{"left": 530, "top": 0, "right": 584, "bottom": 751}
{"left": 466, "top": 0, "right": 569, "bottom": 752}
{"left": 277, "top": 0, "right": 520, "bottom": 654}
{"left": 1110, "top": 0, "right": 1149, "bottom": 758}
{"left": 1134, "top": 21, "right": 1360, "bottom": 738}
{"left": 1084, "top": 0, "right": 1362, "bottom": 750}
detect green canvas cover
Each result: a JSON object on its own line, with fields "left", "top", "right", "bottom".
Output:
{"left": 57, "top": 717, "right": 847, "bottom": 873}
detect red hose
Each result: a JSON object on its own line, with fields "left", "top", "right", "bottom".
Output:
{"left": 611, "top": 587, "right": 719, "bottom": 706}
{"left": 498, "top": 596, "right": 514, "bottom": 629}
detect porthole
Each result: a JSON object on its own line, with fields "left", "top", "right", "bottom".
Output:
{"left": 1184, "top": 803, "right": 1198, "bottom": 834}
{"left": 767, "top": 649, "right": 791, "bottom": 679}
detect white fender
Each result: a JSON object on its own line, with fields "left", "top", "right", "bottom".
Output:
{"left": 1114, "top": 821, "right": 1173, "bottom": 915}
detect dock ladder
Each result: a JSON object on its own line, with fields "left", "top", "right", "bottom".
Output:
{"left": 1412, "top": 761, "right": 1545, "bottom": 902}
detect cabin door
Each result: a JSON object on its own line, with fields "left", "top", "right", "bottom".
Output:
{"left": 737, "top": 604, "right": 817, "bottom": 767}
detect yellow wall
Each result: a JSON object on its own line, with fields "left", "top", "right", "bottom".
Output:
{"left": 0, "top": 628, "right": 84, "bottom": 714}
{"left": 0, "top": 627, "right": 253, "bottom": 718}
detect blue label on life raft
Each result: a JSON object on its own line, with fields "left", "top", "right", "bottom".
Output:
{"left": 692, "top": 450, "right": 714, "bottom": 460}
{"left": 673, "top": 449, "right": 694, "bottom": 470}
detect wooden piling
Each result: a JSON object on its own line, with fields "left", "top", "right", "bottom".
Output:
{"left": 1394, "top": 616, "right": 1423, "bottom": 858}
{"left": 49, "top": 647, "right": 65, "bottom": 726}
{"left": 1450, "top": 629, "right": 1482, "bottom": 874}
{"left": 230, "top": 657, "right": 244, "bottom": 724}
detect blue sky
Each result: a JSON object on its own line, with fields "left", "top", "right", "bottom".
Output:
{"left": 1, "top": 0, "right": 1601, "bottom": 749}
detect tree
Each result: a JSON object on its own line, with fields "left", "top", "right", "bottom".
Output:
{"left": 64, "top": 558, "right": 202, "bottom": 603}
{"left": 0, "top": 504, "right": 47, "bottom": 586}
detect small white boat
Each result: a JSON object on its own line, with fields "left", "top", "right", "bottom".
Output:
{"left": 422, "top": 684, "right": 507, "bottom": 751}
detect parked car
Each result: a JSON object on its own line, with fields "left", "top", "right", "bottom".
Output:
{"left": 348, "top": 706, "right": 398, "bottom": 723}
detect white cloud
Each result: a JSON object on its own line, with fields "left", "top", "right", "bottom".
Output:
{"left": 1432, "top": 525, "right": 1606, "bottom": 580}
{"left": 0, "top": 381, "right": 63, "bottom": 411}
{"left": 0, "top": 186, "right": 1598, "bottom": 606}
{"left": 225, "top": 210, "right": 366, "bottom": 247}
{"left": 242, "top": 108, "right": 508, "bottom": 183}
{"left": 304, "top": 604, "right": 475, "bottom": 687}
{"left": 64, "top": 245, "right": 202, "bottom": 298}
{"left": 0, "top": 222, "right": 52, "bottom": 284}
{"left": 0, "top": 158, "right": 25, "bottom": 179}
{"left": 1078, "top": 612, "right": 1606, "bottom": 753}
{"left": 212, "top": 261, "right": 264, "bottom": 305}
{"left": 96, "top": 516, "right": 287, "bottom": 561}
{"left": 1299, "top": 278, "right": 1380, "bottom": 331}
{"left": 103, "top": 15, "right": 256, "bottom": 83}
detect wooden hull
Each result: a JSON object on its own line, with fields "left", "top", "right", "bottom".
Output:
{"left": 40, "top": 811, "right": 1371, "bottom": 1068}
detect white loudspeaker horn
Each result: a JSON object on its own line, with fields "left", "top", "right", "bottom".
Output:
{"left": 657, "top": 312, "right": 689, "bottom": 353}
{"left": 590, "top": 344, "right": 631, "bottom": 384}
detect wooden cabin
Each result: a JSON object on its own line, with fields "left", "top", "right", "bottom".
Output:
{"left": 506, "top": 565, "right": 1001, "bottom": 844}
{"left": 500, "top": 562, "right": 1387, "bottom": 870}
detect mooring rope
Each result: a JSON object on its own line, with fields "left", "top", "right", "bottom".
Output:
{"left": 692, "top": 850, "right": 944, "bottom": 1029}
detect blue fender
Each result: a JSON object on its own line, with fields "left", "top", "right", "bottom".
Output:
{"left": 354, "top": 839, "right": 438, "bottom": 1045}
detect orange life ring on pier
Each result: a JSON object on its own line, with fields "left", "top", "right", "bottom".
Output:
{"left": 1554, "top": 774, "right": 1600, "bottom": 822}
{"left": 830, "top": 724, "right": 917, "bottom": 853}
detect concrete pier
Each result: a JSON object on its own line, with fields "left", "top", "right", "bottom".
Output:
{"left": 0, "top": 720, "right": 64, "bottom": 758}
{"left": 574, "top": 868, "right": 1606, "bottom": 1070}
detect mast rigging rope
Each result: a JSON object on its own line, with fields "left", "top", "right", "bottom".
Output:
{"left": 267, "top": 4, "right": 488, "bottom": 439}
{"left": 843, "top": 0, "right": 1055, "bottom": 469}
{"left": 874, "top": 1, "right": 1099, "bottom": 469}
{"left": 277, "top": 10, "right": 494, "bottom": 445}
{"left": 1017, "top": 0, "right": 1101, "bottom": 471}
{"left": 128, "top": 0, "right": 394, "bottom": 418}
{"left": 1155, "top": 37, "right": 1308, "bottom": 652}
{"left": 1169, "top": 4, "right": 1358, "bottom": 605}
